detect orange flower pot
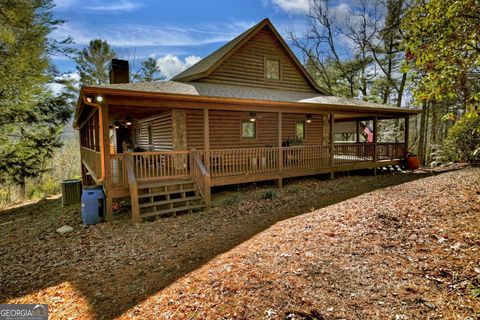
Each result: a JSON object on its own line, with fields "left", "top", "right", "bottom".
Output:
{"left": 407, "top": 155, "right": 420, "bottom": 170}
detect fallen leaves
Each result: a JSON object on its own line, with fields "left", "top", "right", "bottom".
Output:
{"left": 0, "top": 168, "right": 479, "bottom": 319}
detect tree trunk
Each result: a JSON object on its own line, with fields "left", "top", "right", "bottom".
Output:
{"left": 444, "top": 104, "right": 450, "bottom": 140}
{"left": 19, "top": 178, "right": 26, "bottom": 200}
{"left": 423, "top": 102, "right": 430, "bottom": 164}
{"left": 431, "top": 100, "right": 438, "bottom": 145}
{"left": 418, "top": 100, "right": 428, "bottom": 164}
{"left": 396, "top": 73, "right": 407, "bottom": 108}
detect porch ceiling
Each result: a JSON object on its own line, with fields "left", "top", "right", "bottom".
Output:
{"left": 108, "top": 105, "right": 171, "bottom": 124}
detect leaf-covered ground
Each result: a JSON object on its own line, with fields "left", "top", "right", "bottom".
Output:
{"left": 1, "top": 168, "right": 479, "bottom": 319}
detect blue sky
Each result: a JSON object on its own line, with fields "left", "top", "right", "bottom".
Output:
{"left": 51, "top": 0, "right": 318, "bottom": 77}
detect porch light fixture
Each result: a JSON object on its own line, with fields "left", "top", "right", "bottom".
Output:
{"left": 86, "top": 96, "right": 93, "bottom": 103}
{"left": 306, "top": 114, "right": 312, "bottom": 123}
{"left": 114, "top": 121, "right": 121, "bottom": 129}
{"left": 125, "top": 116, "right": 133, "bottom": 126}
{"left": 249, "top": 112, "right": 257, "bottom": 122}
{"left": 96, "top": 95, "right": 103, "bottom": 102}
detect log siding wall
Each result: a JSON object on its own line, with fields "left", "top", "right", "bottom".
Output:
{"left": 282, "top": 113, "right": 324, "bottom": 145}
{"left": 185, "top": 109, "right": 324, "bottom": 150}
{"left": 134, "top": 111, "right": 173, "bottom": 151}
{"left": 185, "top": 109, "right": 205, "bottom": 149}
{"left": 199, "top": 27, "right": 318, "bottom": 93}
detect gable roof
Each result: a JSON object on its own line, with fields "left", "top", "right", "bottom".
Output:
{"left": 172, "top": 18, "right": 330, "bottom": 95}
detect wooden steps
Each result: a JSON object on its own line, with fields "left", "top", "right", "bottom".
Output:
{"left": 139, "top": 195, "right": 203, "bottom": 208}
{"left": 133, "top": 178, "right": 205, "bottom": 220}
{"left": 140, "top": 204, "right": 205, "bottom": 219}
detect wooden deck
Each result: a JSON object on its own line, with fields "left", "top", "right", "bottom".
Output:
{"left": 80, "top": 142, "right": 406, "bottom": 221}
{"left": 102, "top": 142, "right": 404, "bottom": 195}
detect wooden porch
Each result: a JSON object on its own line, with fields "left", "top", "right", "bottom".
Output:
{"left": 91, "top": 140, "right": 405, "bottom": 221}
{"left": 78, "top": 101, "right": 410, "bottom": 222}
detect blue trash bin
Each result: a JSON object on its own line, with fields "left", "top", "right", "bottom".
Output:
{"left": 81, "top": 186, "right": 105, "bottom": 225}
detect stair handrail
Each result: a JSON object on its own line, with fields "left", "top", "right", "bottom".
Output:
{"left": 125, "top": 153, "right": 141, "bottom": 222}
{"left": 191, "top": 150, "right": 211, "bottom": 209}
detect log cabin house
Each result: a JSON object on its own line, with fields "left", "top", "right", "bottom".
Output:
{"left": 74, "top": 18, "right": 419, "bottom": 222}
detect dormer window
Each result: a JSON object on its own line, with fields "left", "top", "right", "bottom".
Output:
{"left": 265, "top": 57, "right": 280, "bottom": 80}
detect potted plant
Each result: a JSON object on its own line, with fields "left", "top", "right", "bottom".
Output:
{"left": 406, "top": 152, "right": 420, "bottom": 169}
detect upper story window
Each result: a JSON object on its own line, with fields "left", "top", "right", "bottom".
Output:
{"left": 265, "top": 58, "right": 280, "bottom": 80}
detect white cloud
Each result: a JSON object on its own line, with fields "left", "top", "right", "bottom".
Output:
{"left": 52, "top": 22, "right": 245, "bottom": 48}
{"left": 156, "top": 55, "right": 202, "bottom": 79}
{"left": 83, "top": 0, "right": 143, "bottom": 12}
{"left": 54, "top": 0, "right": 142, "bottom": 12}
{"left": 330, "top": 3, "right": 352, "bottom": 22}
{"left": 53, "top": 0, "right": 80, "bottom": 10}
{"left": 46, "top": 72, "right": 80, "bottom": 96}
{"left": 266, "top": 0, "right": 311, "bottom": 14}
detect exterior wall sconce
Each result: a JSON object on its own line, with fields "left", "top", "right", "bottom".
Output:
{"left": 249, "top": 112, "right": 257, "bottom": 122}
{"left": 96, "top": 95, "right": 103, "bottom": 102}
{"left": 306, "top": 114, "right": 312, "bottom": 123}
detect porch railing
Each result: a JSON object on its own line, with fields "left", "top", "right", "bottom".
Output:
{"left": 131, "top": 151, "right": 190, "bottom": 181}
{"left": 199, "top": 147, "right": 280, "bottom": 178}
{"left": 111, "top": 154, "right": 127, "bottom": 188}
{"left": 283, "top": 145, "right": 331, "bottom": 170}
{"left": 377, "top": 142, "right": 405, "bottom": 160}
{"left": 191, "top": 151, "right": 211, "bottom": 209}
{"left": 108, "top": 142, "right": 406, "bottom": 189}
{"left": 334, "top": 143, "right": 375, "bottom": 165}
{"left": 81, "top": 146, "right": 102, "bottom": 182}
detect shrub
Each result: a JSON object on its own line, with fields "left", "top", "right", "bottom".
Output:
{"left": 28, "top": 177, "right": 60, "bottom": 200}
{"left": 287, "top": 184, "right": 301, "bottom": 193}
{"left": 259, "top": 188, "right": 277, "bottom": 200}
{"left": 217, "top": 193, "right": 244, "bottom": 206}
{"left": 433, "top": 110, "right": 480, "bottom": 164}
{"left": 430, "top": 141, "right": 460, "bottom": 165}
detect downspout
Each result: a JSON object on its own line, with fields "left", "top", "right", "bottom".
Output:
{"left": 82, "top": 96, "right": 105, "bottom": 183}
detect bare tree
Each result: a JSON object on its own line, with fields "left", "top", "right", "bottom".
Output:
{"left": 289, "top": 0, "right": 380, "bottom": 98}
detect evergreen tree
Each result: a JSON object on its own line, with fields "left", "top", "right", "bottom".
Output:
{"left": 132, "top": 57, "right": 166, "bottom": 82}
{"left": 0, "top": 0, "right": 73, "bottom": 198}
{"left": 75, "top": 39, "right": 116, "bottom": 85}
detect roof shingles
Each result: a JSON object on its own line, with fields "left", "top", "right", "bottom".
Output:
{"left": 86, "top": 80, "right": 410, "bottom": 112}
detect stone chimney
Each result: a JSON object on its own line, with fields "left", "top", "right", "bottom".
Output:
{"left": 109, "top": 59, "right": 130, "bottom": 84}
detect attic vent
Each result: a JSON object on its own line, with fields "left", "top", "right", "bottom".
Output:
{"left": 109, "top": 59, "right": 130, "bottom": 84}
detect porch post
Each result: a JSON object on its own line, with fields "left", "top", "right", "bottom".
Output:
{"left": 404, "top": 116, "right": 409, "bottom": 158}
{"left": 203, "top": 108, "right": 210, "bottom": 170}
{"left": 373, "top": 116, "right": 378, "bottom": 176}
{"left": 329, "top": 114, "right": 334, "bottom": 180}
{"left": 79, "top": 128, "right": 87, "bottom": 185}
{"left": 101, "top": 103, "right": 113, "bottom": 221}
{"left": 356, "top": 119, "right": 360, "bottom": 143}
{"left": 277, "top": 112, "right": 283, "bottom": 188}
{"left": 172, "top": 109, "right": 188, "bottom": 174}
